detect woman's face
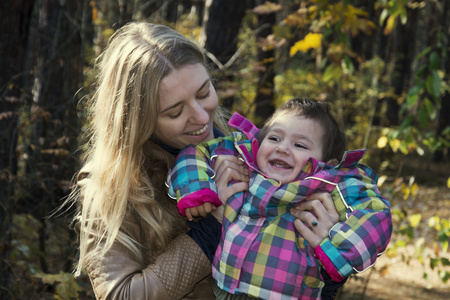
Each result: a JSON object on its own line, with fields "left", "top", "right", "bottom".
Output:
{"left": 153, "top": 63, "right": 218, "bottom": 149}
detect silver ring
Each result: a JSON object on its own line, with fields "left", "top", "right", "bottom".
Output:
{"left": 312, "top": 220, "right": 318, "bottom": 227}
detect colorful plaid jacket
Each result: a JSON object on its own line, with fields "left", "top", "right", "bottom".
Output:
{"left": 166, "top": 113, "right": 392, "bottom": 300}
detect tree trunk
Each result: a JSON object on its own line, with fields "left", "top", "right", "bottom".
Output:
{"left": 20, "top": 0, "right": 83, "bottom": 272}
{"left": 253, "top": 10, "right": 276, "bottom": 127}
{"left": 433, "top": 0, "right": 450, "bottom": 162}
{"left": 0, "top": 0, "right": 35, "bottom": 298}
{"left": 201, "top": 0, "right": 248, "bottom": 112}
{"left": 203, "top": 0, "right": 247, "bottom": 64}
{"left": 382, "top": 7, "right": 418, "bottom": 127}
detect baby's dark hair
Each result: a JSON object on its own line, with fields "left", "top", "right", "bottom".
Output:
{"left": 257, "top": 97, "right": 346, "bottom": 163}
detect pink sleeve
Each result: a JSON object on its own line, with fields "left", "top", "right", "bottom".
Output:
{"left": 314, "top": 245, "right": 346, "bottom": 282}
{"left": 177, "top": 189, "right": 222, "bottom": 216}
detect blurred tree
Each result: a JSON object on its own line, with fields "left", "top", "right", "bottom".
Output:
{"left": 252, "top": 1, "right": 280, "bottom": 126}
{"left": 433, "top": 0, "right": 450, "bottom": 162}
{"left": 200, "top": 0, "right": 249, "bottom": 112}
{"left": 19, "top": 0, "right": 85, "bottom": 274}
{"left": 0, "top": 0, "right": 35, "bottom": 298}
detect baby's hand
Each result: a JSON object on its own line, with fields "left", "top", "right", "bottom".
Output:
{"left": 185, "top": 202, "right": 217, "bottom": 221}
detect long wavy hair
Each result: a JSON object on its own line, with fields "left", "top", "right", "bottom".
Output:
{"left": 68, "top": 22, "right": 229, "bottom": 276}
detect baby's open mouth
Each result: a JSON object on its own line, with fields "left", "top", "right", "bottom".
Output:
{"left": 269, "top": 160, "right": 291, "bottom": 169}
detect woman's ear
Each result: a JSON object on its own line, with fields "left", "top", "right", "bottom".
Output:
{"left": 326, "top": 158, "right": 339, "bottom": 166}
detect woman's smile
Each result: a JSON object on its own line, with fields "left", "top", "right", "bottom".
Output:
{"left": 153, "top": 63, "right": 218, "bottom": 149}
{"left": 186, "top": 124, "right": 208, "bottom": 136}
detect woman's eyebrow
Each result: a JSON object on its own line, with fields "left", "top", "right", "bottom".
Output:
{"left": 159, "top": 79, "right": 210, "bottom": 114}
{"left": 160, "top": 101, "right": 182, "bottom": 114}
{"left": 198, "top": 78, "right": 210, "bottom": 91}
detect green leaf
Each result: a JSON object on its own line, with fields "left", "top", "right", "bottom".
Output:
{"left": 399, "top": 115, "right": 414, "bottom": 132}
{"left": 406, "top": 93, "right": 418, "bottom": 107}
{"left": 430, "top": 257, "right": 439, "bottom": 270}
{"left": 440, "top": 271, "right": 450, "bottom": 283}
{"left": 406, "top": 86, "right": 420, "bottom": 107}
{"left": 424, "top": 97, "right": 437, "bottom": 120}
{"left": 418, "top": 106, "right": 428, "bottom": 128}
{"left": 442, "top": 257, "right": 450, "bottom": 266}
{"left": 426, "top": 71, "right": 441, "bottom": 99}
{"left": 432, "top": 71, "right": 442, "bottom": 97}
{"left": 415, "top": 46, "right": 431, "bottom": 61}
{"left": 322, "top": 64, "right": 341, "bottom": 83}
{"left": 323, "top": 65, "right": 334, "bottom": 82}
{"left": 416, "top": 65, "right": 427, "bottom": 78}
{"left": 379, "top": 8, "right": 389, "bottom": 26}
{"left": 429, "top": 52, "right": 440, "bottom": 70}
{"left": 407, "top": 85, "right": 421, "bottom": 97}
{"left": 343, "top": 55, "right": 354, "bottom": 75}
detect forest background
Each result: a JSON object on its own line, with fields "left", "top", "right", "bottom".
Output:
{"left": 0, "top": 0, "right": 449, "bottom": 299}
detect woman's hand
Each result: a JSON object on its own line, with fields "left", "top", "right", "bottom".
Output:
{"left": 195, "top": 155, "right": 248, "bottom": 224}
{"left": 290, "top": 192, "right": 339, "bottom": 248}
{"left": 213, "top": 155, "right": 249, "bottom": 205}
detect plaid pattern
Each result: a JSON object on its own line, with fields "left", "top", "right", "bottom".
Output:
{"left": 166, "top": 113, "right": 392, "bottom": 299}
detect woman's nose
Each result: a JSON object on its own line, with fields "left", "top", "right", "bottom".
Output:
{"left": 190, "top": 100, "right": 209, "bottom": 124}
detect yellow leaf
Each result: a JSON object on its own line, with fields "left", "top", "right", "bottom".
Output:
{"left": 290, "top": 33, "right": 322, "bottom": 56}
{"left": 410, "top": 214, "right": 422, "bottom": 228}
{"left": 377, "top": 175, "right": 387, "bottom": 187}
{"left": 386, "top": 246, "right": 397, "bottom": 258}
{"left": 389, "top": 139, "right": 401, "bottom": 152}
{"left": 447, "top": 177, "right": 450, "bottom": 188}
{"left": 410, "top": 183, "right": 419, "bottom": 197}
{"left": 377, "top": 136, "right": 388, "bottom": 148}
{"left": 428, "top": 216, "right": 441, "bottom": 231}
{"left": 384, "top": 15, "right": 397, "bottom": 35}
{"left": 378, "top": 265, "right": 389, "bottom": 277}
{"left": 401, "top": 183, "right": 410, "bottom": 200}
{"left": 252, "top": 2, "right": 282, "bottom": 15}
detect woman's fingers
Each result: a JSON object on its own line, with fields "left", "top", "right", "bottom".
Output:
{"left": 211, "top": 204, "right": 225, "bottom": 224}
{"left": 213, "top": 155, "right": 243, "bottom": 172}
{"left": 291, "top": 208, "right": 329, "bottom": 248}
{"left": 296, "top": 192, "right": 339, "bottom": 225}
{"left": 293, "top": 218, "right": 323, "bottom": 248}
{"left": 218, "top": 181, "right": 249, "bottom": 204}
{"left": 308, "top": 192, "right": 339, "bottom": 222}
{"left": 295, "top": 200, "right": 334, "bottom": 229}
{"left": 213, "top": 155, "right": 249, "bottom": 190}
{"left": 290, "top": 192, "right": 342, "bottom": 249}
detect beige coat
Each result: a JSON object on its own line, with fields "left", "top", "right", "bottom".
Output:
{"left": 76, "top": 162, "right": 215, "bottom": 299}
{"left": 81, "top": 212, "right": 215, "bottom": 299}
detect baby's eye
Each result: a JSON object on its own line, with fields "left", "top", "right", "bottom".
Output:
{"left": 294, "top": 143, "right": 307, "bottom": 149}
{"left": 268, "top": 136, "right": 280, "bottom": 142}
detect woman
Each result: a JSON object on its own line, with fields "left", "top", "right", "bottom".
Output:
{"left": 67, "top": 22, "right": 342, "bottom": 299}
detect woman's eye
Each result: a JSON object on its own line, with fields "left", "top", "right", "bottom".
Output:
{"left": 197, "top": 90, "right": 210, "bottom": 100}
{"left": 168, "top": 109, "right": 183, "bottom": 119}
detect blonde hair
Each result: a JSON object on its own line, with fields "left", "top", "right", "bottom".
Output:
{"left": 69, "top": 22, "right": 229, "bottom": 276}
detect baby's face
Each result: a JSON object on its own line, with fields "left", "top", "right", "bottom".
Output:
{"left": 256, "top": 112, "right": 325, "bottom": 184}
